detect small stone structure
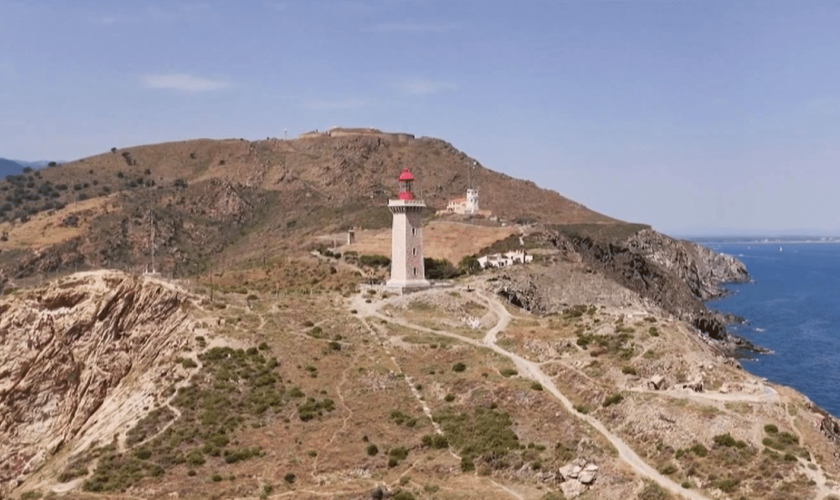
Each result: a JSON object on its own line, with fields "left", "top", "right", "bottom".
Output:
{"left": 297, "top": 127, "right": 414, "bottom": 143}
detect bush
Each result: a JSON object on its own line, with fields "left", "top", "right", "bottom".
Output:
{"left": 212, "top": 473, "right": 223, "bottom": 482}
{"left": 621, "top": 366, "right": 637, "bottom": 375}
{"left": 359, "top": 254, "right": 391, "bottom": 268}
{"left": 460, "top": 456, "right": 475, "bottom": 472}
{"left": 283, "top": 473, "right": 296, "bottom": 484}
{"left": 659, "top": 463, "right": 677, "bottom": 475}
{"left": 366, "top": 444, "right": 379, "bottom": 456}
{"left": 530, "top": 382, "right": 543, "bottom": 391}
{"left": 392, "top": 491, "right": 416, "bottom": 500}
{"left": 603, "top": 393, "right": 623, "bottom": 407}
{"left": 258, "top": 342, "right": 269, "bottom": 350}
{"left": 713, "top": 433, "right": 747, "bottom": 449}
{"left": 500, "top": 368, "right": 518, "bottom": 377}
{"left": 424, "top": 257, "right": 460, "bottom": 279}
{"left": 714, "top": 478, "right": 739, "bottom": 493}
{"left": 637, "top": 481, "right": 669, "bottom": 500}
{"left": 764, "top": 424, "right": 779, "bottom": 434}
{"left": 444, "top": 394, "right": 455, "bottom": 402}
{"left": 389, "top": 446, "right": 409, "bottom": 461}
{"left": 452, "top": 362, "right": 466, "bottom": 372}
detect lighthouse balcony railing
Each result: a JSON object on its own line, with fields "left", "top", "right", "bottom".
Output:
{"left": 388, "top": 199, "right": 426, "bottom": 208}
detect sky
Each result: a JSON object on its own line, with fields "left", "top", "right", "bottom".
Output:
{"left": 1, "top": 0, "right": 839, "bottom": 236}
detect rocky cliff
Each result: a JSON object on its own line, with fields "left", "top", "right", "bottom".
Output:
{"left": 0, "top": 271, "right": 195, "bottom": 495}
{"left": 497, "top": 225, "right": 749, "bottom": 346}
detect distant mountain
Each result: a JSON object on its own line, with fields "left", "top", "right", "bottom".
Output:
{"left": 0, "top": 157, "right": 23, "bottom": 177}
{"left": 13, "top": 159, "right": 55, "bottom": 168}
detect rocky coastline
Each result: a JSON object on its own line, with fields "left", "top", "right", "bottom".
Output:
{"left": 496, "top": 225, "right": 758, "bottom": 355}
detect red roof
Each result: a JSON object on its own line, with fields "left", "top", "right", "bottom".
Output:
{"left": 398, "top": 168, "right": 415, "bottom": 181}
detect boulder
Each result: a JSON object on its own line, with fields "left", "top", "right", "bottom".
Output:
{"left": 560, "top": 480, "right": 586, "bottom": 499}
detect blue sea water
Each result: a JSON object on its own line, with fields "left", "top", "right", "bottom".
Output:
{"left": 697, "top": 241, "right": 840, "bottom": 416}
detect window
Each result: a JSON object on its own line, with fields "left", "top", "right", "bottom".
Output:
{"left": 413, "top": 267, "right": 417, "bottom": 276}
{"left": 412, "top": 248, "right": 417, "bottom": 256}
{"left": 411, "top": 227, "right": 417, "bottom": 236}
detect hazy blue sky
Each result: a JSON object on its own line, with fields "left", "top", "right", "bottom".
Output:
{"left": 1, "top": 0, "right": 839, "bottom": 235}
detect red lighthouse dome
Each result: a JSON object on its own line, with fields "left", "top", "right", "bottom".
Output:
{"left": 398, "top": 168, "right": 415, "bottom": 200}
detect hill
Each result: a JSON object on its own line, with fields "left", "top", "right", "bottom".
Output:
{"left": 0, "top": 129, "right": 616, "bottom": 279}
{"left": 0, "top": 157, "right": 23, "bottom": 178}
{"left": 4, "top": 129, "right": 840, "bottom": 500}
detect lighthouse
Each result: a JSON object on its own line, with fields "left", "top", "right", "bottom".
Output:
{"left": 387, "top": 168, "right": 430, "bottom": 291}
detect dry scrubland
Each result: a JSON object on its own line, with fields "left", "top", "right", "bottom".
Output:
{"left": 2, "top": 133, "right": 840, "bottom": 500}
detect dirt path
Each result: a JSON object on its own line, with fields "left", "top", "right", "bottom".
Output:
{"left": 352, "top": 289, "right": 708, "bottom": 500}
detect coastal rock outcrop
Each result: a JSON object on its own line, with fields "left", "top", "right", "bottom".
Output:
{"left": 626, "top": 229, "right": 749, "bottom": 300}
{"left": 0, "top": 271, "right": 194, "bottom": 495}
{"left": 498, "top": 225, "right": 749, "bottom": 346}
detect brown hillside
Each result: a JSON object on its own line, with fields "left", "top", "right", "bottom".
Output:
{"left": 0, "top": 130, "right": 617, "bottom": 278}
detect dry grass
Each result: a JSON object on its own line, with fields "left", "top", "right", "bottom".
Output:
{"left": 0, "top": 196, "right": 114, "bottom": 250}
{"left": 336, "top": 220, "right": 517, "bottom": 264}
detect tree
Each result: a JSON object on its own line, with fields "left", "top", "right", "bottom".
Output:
{"left": 458, "top": 255, "right": 481, "bottom": 275}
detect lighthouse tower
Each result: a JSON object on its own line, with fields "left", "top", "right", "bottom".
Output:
{"left": 387, "top": 168, "right": 430, "bottom": 291}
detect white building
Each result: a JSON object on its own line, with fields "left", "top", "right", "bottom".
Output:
{"left": 444, "top": 188, "right": 479, "bottom": 215}
{"left": 477, "top": 250, "right": 533, "bottom": 269}
{"left": 387, "top": 168, "right": 430, "bottom": 291}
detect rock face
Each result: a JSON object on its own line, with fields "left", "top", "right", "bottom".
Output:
{"left": 625, "top": 229, "right": 749, "bottom": 300}
{"left": 0, "top": 271, "right": 194, "bottom": 495}
{"left": 497, "top": 225, "right": 749, "bottom": 345}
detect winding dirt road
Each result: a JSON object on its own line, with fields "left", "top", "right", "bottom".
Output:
{"left": 352, "top": 289, "right": 709, "bottom": 500}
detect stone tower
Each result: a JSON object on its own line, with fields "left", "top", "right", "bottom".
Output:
{"left": 387, "top": 168, "right": 430, "bottom": 290}
{"left": 466, "top": 188, "right": 479, "bottom": 214}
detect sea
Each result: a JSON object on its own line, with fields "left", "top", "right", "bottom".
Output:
{"left": 693, "top": 237, "right": 840, "bottom": 417}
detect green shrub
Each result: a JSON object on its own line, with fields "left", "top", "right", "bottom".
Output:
{"left": 181, "top": 358, "right": 198, "bottom": 369}
{"left": 212, "top": 473, "right": 223, "bottom": 482}
{"left": 530, "top": 382, "right": 543, "bottom": 391}
{"left": 20, "top": 491, "right": 43, "bottom": 499}
{"left": 284, "top": 473, "right": 296, "bottom": 484}
{"left": 637, "top": 481, "right": 669, "bottom": 500}
{"left": 389, "top": 447, "right": 409, "bottom": 460}
{"left": 444, "top": 394, "right": 455, "bottom": 402}
{"left": 574, "top": 404, "right": 590, "bottom": 414}
{"left": 393, "top": 490, "right": 416, "bottom": 500}
{"left": 258, "top": 342, "right": 269, "bottom": 350}
{"left": 714, "top": 477, "right": 739, "bottom": 493}
{"left": 289, "top": 387, "right": 304, "bottom": 398}
{"left": 713, "top": 433, "right": 747, "bottom": 448}
{"left": 659, "top": 463, "right": 677, "bottom": 475}
{"left": 680, "top": 481, "right": 691, "bottom": 489}
{"left": 764, "top": 424, "right": 779, "bottom": 434}
{"left": 452, "top": 362, "right": 466, "bottom": 372}
{"left": 366, "top": 444, "right": 379, "bottom": 456}
{"left": 328, "top": 341, "right": 342, "bottom": 351}
{"left": 500, "top": 368, "right": 518, "bottom": 377}
{"left": 621, "top": 366, "right": 637, "bottom": 375}
{"left": 360, "top": 254, "right": 391, "bottom": 268}
{"left": 689, "top": 443, "right": 708, "bottom": 457}
{"left": 603, "top": 393, "right": 623, "bottom": 407}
